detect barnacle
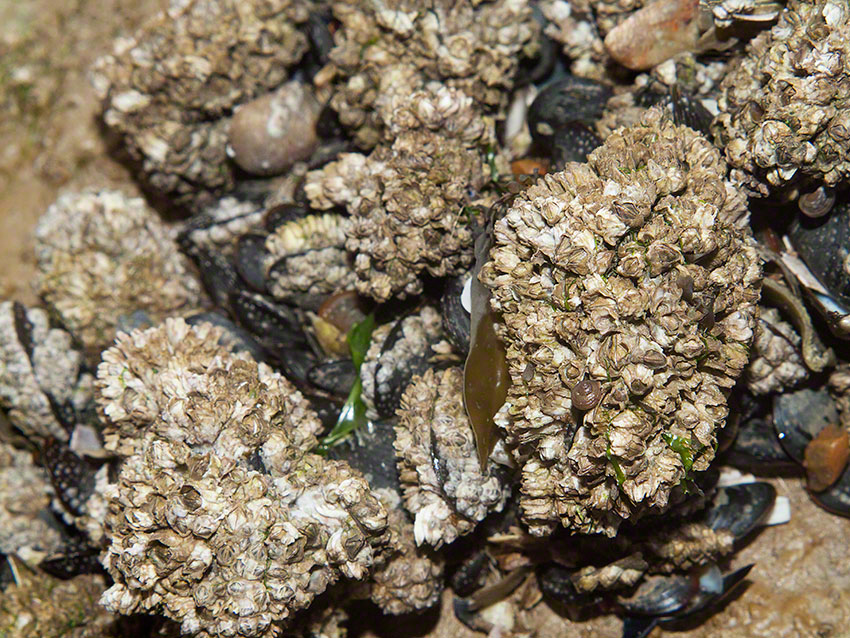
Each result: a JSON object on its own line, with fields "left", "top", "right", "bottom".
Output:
{"left": 713, "top": 0, "right": 850, "bottom": 198}
{"left": 395, "top": 367, "right": 510, "bottom": 548}
{"left": 0, "top": 301, "right": 92, "bottom": 443}
{"left": 91, "top": 0, "right": 311, "bottom": 206}
{"left": 96, "top": 319, "right": 392, "bottom": 637}
{"left": 34, "top": 190, "right": 202, "bottom": 362}
{"left": 306, "top": 84, "right": 492, "bottom": 301}
{"left": 318, "top": 0, "right": 539, "bottom": 148}
{"left": 481, "top": 107, "right": 762, "bottom": 536}
{"left": 744, "top": 306, "right": 808, "bottom": 395}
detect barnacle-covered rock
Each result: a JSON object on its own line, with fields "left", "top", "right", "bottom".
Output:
{"left": 100, "top": 436, "right": 390, "bottom": 638}
{"left": 829, "top": 364, "right": 850, "bottom": 431}
{"left": 713, "top": 0, "right": 850, "bottom": 198}
{"left": 34, "top": 190, "right": 203, "bottom": 362}
{"left": 360, "top": 305, "right": 447, "bottom": 421}
{"left": 95, "top": 318, "right": 322, "bottom": 459}
{"left": 91, "top": 0, "right": 311, "bottom": 206}
{"left": 306, "top": 84, "right": 492, "bottom": 301}
{"left": 318, "top": 0, "right": 539, "bottom": 148}
{"left": 744, "top": 306, "right": 808, "bottom": 395}
{"left": 264, "top": 213, "right": 356, "bottom": 302}
{"left": 0, "top": 570, "right": 122, "bottom": 638}
{"left": 0, "top": 441, "right": 64, "bottom": 561}
{"left": 0, "top": 301, "right": 92, "bottom": 443}
{"left": 481, "top": 107, "right": 762, "bottom": 536}
{"left": 395, "top": 367, "right": 509, "bottom": 548}
{"left": 369, "top": 490, "right": 444, "bottom": 615}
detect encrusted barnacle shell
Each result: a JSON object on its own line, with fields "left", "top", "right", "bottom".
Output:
{"left": 481, "top": 107, "right": 762, "bottom": 536}
{"left": 360, "top": 305, "right": 447, "bottom": 421}
{"left": 0, "top": 570, "right": 123, "bottom": 638}
{"left": 744, "top": 306, "right": 808, "bottom": 395}
{"left": 101, "top": 436, "right": 391, "bottom": 638}
{"left": 641, "top": 522, "right": 735, "bottom": 572}
{"left": 0, "top": 301, "right": 92, "bottom": 443}
{"left": 0, "top": 440, "right": 64, "bottom": 562}
{"left": 34, "top": 190, "right": 203, "bottom": 363}
{"left": 264, "top": 213, "right": 357, "bottom": 302}
{"left": 395, "top": 367, "right": 510, "bottom": 548}
{"left": 318, "top": 0, "right": 539, "bottom": 148}
{"left": 95, "top": 318, "right": 322, "bottom": 459}
{"left": 713, "top": 0, "right": 850, "bottom": 198}
{"left": 369, "top": 490, "right": 444, "bottom": 615}
{"left": 540, "top": 0, "right": 608, "bottom": 79}
{"left": 91, "top": 0, "right": 311, "bottom": 206}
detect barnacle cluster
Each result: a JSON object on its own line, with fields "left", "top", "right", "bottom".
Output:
{"left": 34, "top": 190, "right": 202, "bottom": 361}
{"left": 306, "top": 84, "right": 493, "bottom": 301}
{"left": 91, "top": 0, "right": 311, "bottom": 206}
{"left": 95, "top": 319, "right": 392, "bottom": 637}
{"left": 713, "top": 0, "right": 850, "bottom": 199}
{"left": 744, "top": 306, "right": 808, "bottom": 395}
{"left": 317, "top": 0, "right": 539, "bottom": 148}
{"left": 396, "top": 367, "right": 510, "bottom": 548}
{"left": 481, "top": 108, "right": 761, "bottom": 535}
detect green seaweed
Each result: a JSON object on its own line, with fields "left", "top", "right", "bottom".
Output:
{"left": 662, "top": 432, "right": 695, "bottom": 474}
{"left": 315, "top": 314, "right": 376, "bottom": 454}
{"left": 605, "top": 441, "right": 626, "bottom": 486}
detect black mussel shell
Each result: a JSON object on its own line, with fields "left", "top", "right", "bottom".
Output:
{"left": 773, "top": 387, "right": 839, "bottom": 465}
{"left": 450, "top": 550, "right": 491, "bottom": 598}
{"left": 537, "top": 563, "right": 595, "bottom": 608}
{"left": 234, "top": 232, "right": 270, "bottom": 293}
{"left": 788, "top": 202, "right": 850, "bottom": 307}
{"left": 275, "top": 345, "right": 319, "bottom": 389}
{"left": 527, "top": 76, "right": 613, "bottom": 148}
{"left": 441, "top": 273, "right": 471, "bottom": 354}
{"left": 42, "top": 439, "right": 97, "bottom": 517}
{"left": 550, "top": 122, "right": 603, "bottom": 170}
{"left": 229, "top": 291, "right": 308, "bottom": 353}
{"left": 185, "top": 312, "right": 266, "bottom": 361}
{"left": 328, "top": 420, "right": 401, "bottom": 493}
{"left": 617, "top": 574, "right": 695, "bottom": 617}
{"left": 703, "top": 482, "right": 776, "bottom": 540}
{"left": 183, "top": 242, "right": 242, "bottom": 309}
{"left": 38, "top": 537, "right": 103, "bottom": 579}
{"left": 307, "top": 359, "right": 357, "bottom": 398}
{"left": 264, "top": 203, "right": 310, "bottom": 232}
{"left": 725, "top": 393, "right": 795, "bottom": 469}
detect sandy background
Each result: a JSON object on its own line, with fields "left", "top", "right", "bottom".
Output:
{"left": 1, "top": 2, "right": 848, "bottom": 637}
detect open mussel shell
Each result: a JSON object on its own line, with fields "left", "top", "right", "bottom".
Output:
{"left": 773, "top": 387, "right": 839, "bottom": 465}
{"left": 809, "top": 462, "right": 850, "bottom": 517}
{"left": 788, "top": 201, "right": 850, "bottom": 308}
{"left": 703, "top": 483, "right": 776, "bottom": 540}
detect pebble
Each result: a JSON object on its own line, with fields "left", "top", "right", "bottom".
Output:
{"left": 804, "top": 424, "right": 850, "bottom": 492}
{"left": 228, "top": 81, "right": 321, "bottom": 176}
{"left": 604, "top": 0, "right": 701, "bottom": 71}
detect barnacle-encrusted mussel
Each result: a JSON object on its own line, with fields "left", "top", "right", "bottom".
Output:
{"left": 0, "top": 301, "right": 93, "bottom": 443}
{"left": 481, "top": 107, "right": 762, "bottom": 536}
{"left": 91, "top": 0, "right": 312, "bottom": 207}
{"left": 395, "top": 367, "right": 510, "bottom": 548}
{"left": 317, "top": 0, "right": 540, "bottom": 149}
{"left": 95, "top": 319, "right": 393, "bottom": 638}
{"left": 306, "top": 84, "right": 494, "bottom": 302}
{"left": 34, "top": 190, "right": 203, "bottom": 363}
{"left": 713, "top": 0, "right": 850, "bottom": 200}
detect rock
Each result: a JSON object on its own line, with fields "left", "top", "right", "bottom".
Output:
{"left": 804, "top": 424, "right": 850, "bottom": 492}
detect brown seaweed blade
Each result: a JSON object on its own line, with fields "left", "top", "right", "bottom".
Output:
{"left": 464, "top": 228, "right": 510, "bottom": 471}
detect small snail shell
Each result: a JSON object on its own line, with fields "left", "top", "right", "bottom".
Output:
{"left": 798, "top": 186, "right": 835, "bottom": 219}
{"left": 571, "top": 379, "right": 603, "bottom": 411}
